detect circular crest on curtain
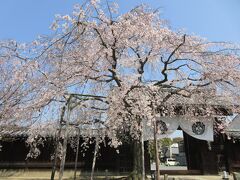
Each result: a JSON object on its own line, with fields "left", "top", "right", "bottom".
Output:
{"left": 192, "top": 121, "right": 205, "bottom": 135}
{"left": 156, "top": 120, "right": 168, "bottom": 134}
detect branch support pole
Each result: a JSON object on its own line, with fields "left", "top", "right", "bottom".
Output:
{"left": 59, "top": 95, "right": 72, "bottom": 180}
{"left": 91, "top": 114, "right": 102, "bottom": 180}
{"left": 140, "top": 121, "right": 145, "bottom": 180}
{"left": 51, "top": 105, "right": 66, "bottom": 180}
{"left": 153, "top": 119, "right": 160, "bottom": 180}
{"left": 91, "top": 135, "right": 99, "bottom": 180}
{"left": 74, "top": 127, "right": 80, "bottom": 180}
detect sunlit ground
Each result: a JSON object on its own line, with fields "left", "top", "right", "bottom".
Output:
{"left": 160, "top": 164, "right": 187, "bottom": 170}
{"left": 0, "top": 169, "right": 233, "bottom": 180}
{"left": 0, "top": 169, "right": 127, "bottom": 180}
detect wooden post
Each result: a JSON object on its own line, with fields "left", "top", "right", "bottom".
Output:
{"left": 59, "top": 96, "right": 72, "bottom": 180}
{"left": 140, "top": 121, "right": 145, "bottom": 180}
{"left": 73, "top": 127, "right": 80, "bottom": 180}
{"left": 51, "top": 134, "right": 60, "bottom": 180}
{"left": 153, "top": 120, "right": 160, "bottom": 180}
{"left": 164, "top": 174, "right": 168, "bottom": 180}
{"left": 105, "top": 169, "right": 109, "bottom": 180}
{"left": 90, "top": 114, "right": 102, "bottom": 180}
{"left": 51, "top": 106, "right": 66, "bottom": 180}
{"left": 91, "top": 136, "right": 99, "bottom": 180}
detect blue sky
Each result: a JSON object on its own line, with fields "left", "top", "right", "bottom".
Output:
{"left": 0, "top": 0, "right": 240, "bottom": 43}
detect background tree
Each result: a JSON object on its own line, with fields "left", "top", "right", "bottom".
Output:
{"left": 148, "top": 138, "right": 173, "bottom": 161}
{"left": 0, "top": 40, "right": 41, "bottom": 128}
{"left": 173, "top": 137, "right": 184, "bottom": 144}
{"left": 161, "top": 138, "right": 173, "bottom": 147}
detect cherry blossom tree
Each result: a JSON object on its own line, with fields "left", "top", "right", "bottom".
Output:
{"left": 35, "top": 1, "right": 240, "bottom": 179}
{"left": 0, "top": 40, "right": 41, "bottom": 127}
{"left": 1, "top": 1, "right": 240, "bottom": 180}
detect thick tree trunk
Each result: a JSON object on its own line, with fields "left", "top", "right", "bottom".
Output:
{"left": 132, "top": 140, "right": 142, "bottom": 180}
{"left": 133, "top": 141, "right": 138, "bottom": 179}
{"left": 153, "top": 120, "right": 160, "bottom": 180}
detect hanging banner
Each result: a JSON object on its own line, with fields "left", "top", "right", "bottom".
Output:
{"left": 179, "top": 117, "right": 214, "bottom": 141}
{"left": 143, "top": 116, "right": 214, "bottom": 141}
{"left": 143, "top": 117, "right": 179, "bottom": 141}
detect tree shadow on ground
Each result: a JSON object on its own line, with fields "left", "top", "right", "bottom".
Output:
{"left": 0, "top": 169, "right": 25, "bottom": 177}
